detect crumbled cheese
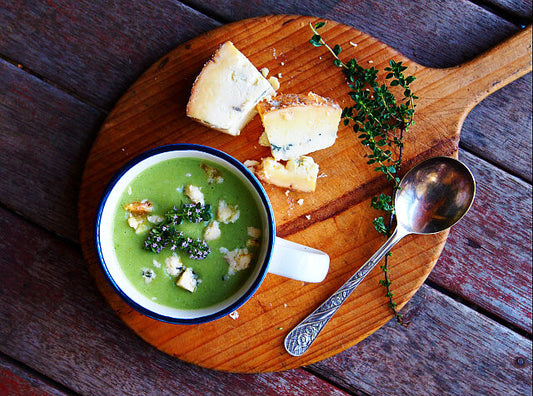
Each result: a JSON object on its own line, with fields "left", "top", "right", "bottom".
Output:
{"left": 127, "top": 186, "right": 132, "bottom": 195}
{"left": 203, "top": 220, "right": 221, "bottom": 241}
{"left": 243, "top": 159, "right": 260, "bottom": 172}
{"left": 268, "top": 76, "right": 280, "bottom": 91}
{"left": 201, "top": 163, "right": 224, "bottom": 184}
{"left": 247, "top": 227, "right": 261, "bottom": 239}
{"left": 260, "top": 67, "right": 269, "bottom": 77}
{"left": 141, "top": 268, "right": 156, "bottom": 284}
{"left": 127, "top": 215, "right": 144, "bottom": 230}
{"left": 147, "top": 214, "right": 165, "bottom": 224}
{"left": 244, "top": 159, "right": 260, "bottom": 168}
{"left": 165, "top": 255, "right": 183, "bottom": 276}
{"left": 350, "top": 41, "right": 358, "bottom": 47}
{"left": 152, "top": 259, "right": 161, "bottom": 268}
{"left": 305, "top": 214, "right": 311, "bottom": 220}
{"left": 297, "top": 198, "right": 304, "bottom": 205}
{"left": 123, "top": 200, "right": 155, "bottom": 233}
{"left": 126, "top": 215, "right": 151, "bottom": 234}
{"left": 123, "top": 200, "right": 153, "bottom": 214}
{"left": 246, "top": 238, "right": 260, "bottom": 248}
{"left": 229, "top": 310, "right": 239, "bottom": 320}
{"left": 217, "top": 200, "right": 240, "bottom": 223}
{"left": 184, "top": 184, "right": 204, "bottom": 205}
{"left": 176, "top": 267, "right": 197, "bottom": 292}
{"left": 258, "top": 131, "right": 270, "bottom": 147}
{"left": 255, "top": 156, "right": 319, "bottom": 192}
{"left": 220, "top": 247, "right": 252, "bottom": 275}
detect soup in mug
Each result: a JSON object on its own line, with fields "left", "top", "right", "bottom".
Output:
{"left": 112, "top": 157, "right": 263, "bottom": 310}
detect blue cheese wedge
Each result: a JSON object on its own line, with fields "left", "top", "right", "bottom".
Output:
{"left": 186, "top": 41, "right": 275, "bottom": 136}
{"left": 256, "top": 92, "right": 341, "bottom": 160}
{"left": 255, "top": 156, "right": 319, "bottom": 192}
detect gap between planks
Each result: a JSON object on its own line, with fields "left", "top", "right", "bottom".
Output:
{"left": 0, "top": 350, "right": 79, "bottom": 396}
{"left": 459, "top": 142, "right": 533, "bottom": 185}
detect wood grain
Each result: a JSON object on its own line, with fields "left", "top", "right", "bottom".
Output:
{"left": 485, "top": 0, "right": 532, "bottom": 22}
{"left": 0, "top": 356, "right": 70, "bottom": 396}
{"left": 77, "top": 16, "right": 532, "bottom": 372}
{"left": 308, "top": 283, "right": 532, "bottom": 396}
{"left": 186, "top": 0, "right": 521, "bottom": 67}
{"left": 460, "top": 73, "right": 532, "bottom": 182}
{"left": 430, "top": 150, "right": 532, "bottom": 333}
{"left": 0, "top": 0, "right": 220, "bottom": 109}
{"left": 0, "top": 59, "right": 104, "bottom": 241}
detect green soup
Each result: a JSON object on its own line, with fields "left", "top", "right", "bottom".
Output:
{"left": 112, "top": 157, "right": 263, "bottom": 310}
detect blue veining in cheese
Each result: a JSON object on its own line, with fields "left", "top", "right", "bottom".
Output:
{"left": 257, "top": 92, "right": 342, "bottom": 160}
{"left": 186, "top": 41, "right": 275, "bottom": 136}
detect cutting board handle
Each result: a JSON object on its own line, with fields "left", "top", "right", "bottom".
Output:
{"left": 446, "top": 25, "right": 532, "bottom": 112}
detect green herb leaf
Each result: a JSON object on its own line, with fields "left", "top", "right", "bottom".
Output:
{"left": 309, "top": 34, "right": 323, "bottom": 47}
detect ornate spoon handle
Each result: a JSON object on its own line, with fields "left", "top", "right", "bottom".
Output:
{"left": 284, "top": 227, "right": 406, "bottom": 357}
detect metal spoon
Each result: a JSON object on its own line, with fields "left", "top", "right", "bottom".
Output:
{"left": 284, "top": 156, "right": 476, "bottom": 356}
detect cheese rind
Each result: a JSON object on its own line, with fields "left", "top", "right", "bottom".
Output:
{"left": 186, "top": 41, "right": 275, "bottom": 136}
{"left": 255, "top": 156, "right": 319, "bottom": 192}
{"left": 257, "top": 92, "right": 341, "bottom": 160}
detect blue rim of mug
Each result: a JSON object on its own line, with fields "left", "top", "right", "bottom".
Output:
{"left": 94, "top": 144, "right": 275, "bottom": 324}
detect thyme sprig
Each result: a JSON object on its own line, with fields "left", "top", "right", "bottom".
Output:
{"left": 144, "top": 202, "right": 211, "bottom": 260}
{"left": 310, "top": 22, "right": 417, "bottom": 325}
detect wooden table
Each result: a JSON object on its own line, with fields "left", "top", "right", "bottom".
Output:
{"left": 0, "top": 1, "right": 531, "bottom": 395}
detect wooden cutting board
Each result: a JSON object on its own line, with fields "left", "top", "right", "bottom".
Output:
{"left": 78, "top": 15, "right": 532, "bottom": 372}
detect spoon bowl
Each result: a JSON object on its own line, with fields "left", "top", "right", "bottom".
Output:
{"left": 396, "top": 156, "right": 476, "bottom": 234}
{"left": 284, "top": 156, "right": 476, "bottom": 356}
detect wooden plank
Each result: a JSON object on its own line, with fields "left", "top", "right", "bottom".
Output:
{"left": 0, "top": 207, "right": 349, "bottom": 396}
{"left": 308, "top": 284, "right": 532, "bottom": 396}
{"left": 461, "top": 73, "right": 532, "bottom": 182}
{"left": 429, "top": 149, "right": 532, "bottom": 333}
{"left": 0, "top": 0, "right": 220, "bottom": 109}
{"left": 185, "top": 0, "right": 520, "bottom": 67}
{"left": 0, "top": 356, "right": 72, "bottom": 396}
{"left": 0, "top": 59, "right": 103, "bottom": 241}
{"left": 484, "top": 0, "right": 532, "bottom": 22}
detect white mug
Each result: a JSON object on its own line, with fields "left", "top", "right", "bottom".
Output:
{"left": 95, "top": 144, "right": 329, "bottom": 324}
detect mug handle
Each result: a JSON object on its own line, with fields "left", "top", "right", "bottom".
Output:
{"left": 267, "top": 237, "right": 330, "bottom": 283}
